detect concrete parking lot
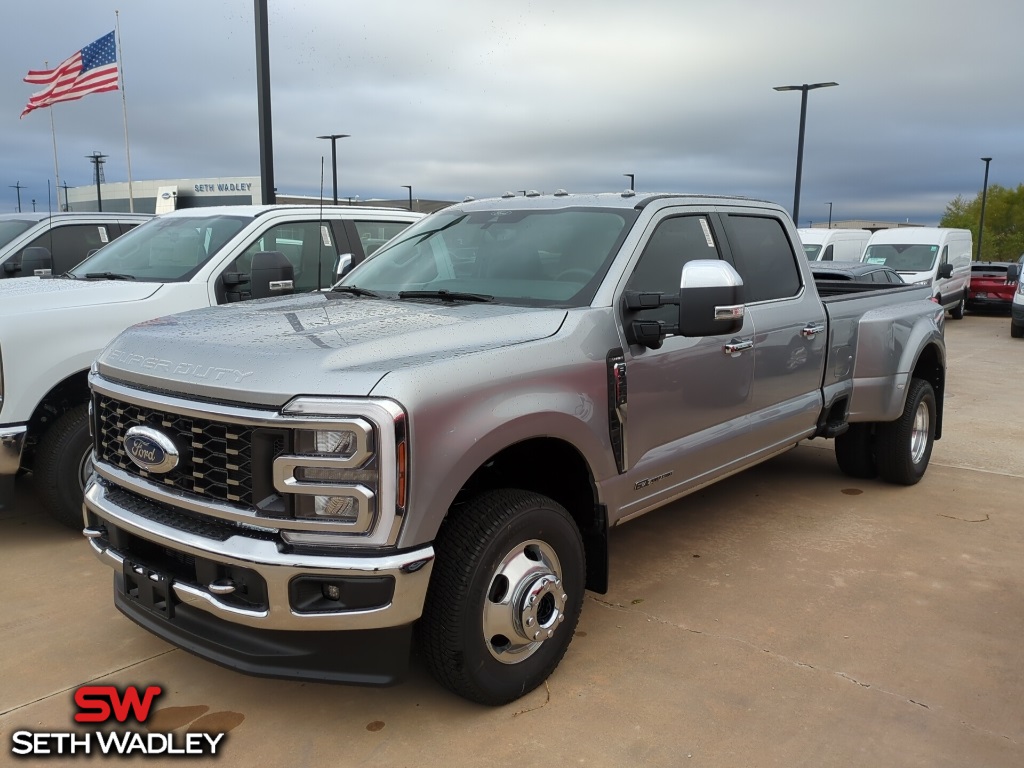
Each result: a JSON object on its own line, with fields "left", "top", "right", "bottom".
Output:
{"left": 2, "top": 313, "right": 1022, "bottom": 767}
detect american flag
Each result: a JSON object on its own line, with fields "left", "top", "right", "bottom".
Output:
{"left": 21, "top": 31, "right": 119, "bottom": 118}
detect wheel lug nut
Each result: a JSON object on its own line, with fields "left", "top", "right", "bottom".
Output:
{"left": 547, "top": 629, "right": 553, "bottom": 638}
{"left": 526, "top": 617, "right": 534, "bottom": 627}
{"left": 561, "top": 594, "right": 567, "bottom": 602}
{"left": 533, "top": 631, "right": 541, "bottom": 640}
{"left": 558, "top": 614, "right": 564, "bottom": 623}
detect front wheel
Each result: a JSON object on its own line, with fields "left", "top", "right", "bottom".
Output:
{"left": 35, "top": 404, "right": 93, "bottom": 529}
{"left": 875, "top": 379, "right": 936, "bottom": 486}
{"left": 417, "top": 489, "right": 586, "bottom": 705}
{"left": 950, "top": 295, "right": 965, "bottom": 320}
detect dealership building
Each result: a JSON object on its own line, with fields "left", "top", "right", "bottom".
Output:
{"left": 63, "top": 176, "right": 450, "bottom": 214}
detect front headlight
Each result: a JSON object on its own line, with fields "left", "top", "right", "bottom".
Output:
{"left": 272, "top": 397, "right": 408, "bottom": 547}
{"left": 912, "top": 278, "right": 932, "bottom": 286}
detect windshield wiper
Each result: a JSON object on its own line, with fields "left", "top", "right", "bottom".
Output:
{"left": 390, "top": 215, "right": 467, "bottom": 248}
{"left": 398, "top": 289, "right": 494, "bottom": 303}
{"left": 329, "top": 285, "right": 383, "bottom": 298}
{"left": 84, "top": 271, "right": 136, "bottom": 280}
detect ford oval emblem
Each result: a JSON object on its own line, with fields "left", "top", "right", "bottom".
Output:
{"left": 123, "top": 426, "right": 179, "bottom": 474}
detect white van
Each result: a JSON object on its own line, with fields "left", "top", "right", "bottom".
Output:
{"left": 797, "top": 228, "right": 870, "bottom": 262}
{"left": 862, "top": 227, "right": 973, "bottom": 319}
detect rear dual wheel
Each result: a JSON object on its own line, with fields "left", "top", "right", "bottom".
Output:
{"left": 835, "top": 378, "right": 936, "bottom": 486}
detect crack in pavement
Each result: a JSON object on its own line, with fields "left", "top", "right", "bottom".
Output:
{"left": 586, "top": 595, "right": 1019, "bottom": 745}
{"left": 0, "top": 649, "right": 178, "bottom": 718}
{"left": 512, "top": 680, "right": 551, "bottom": 717}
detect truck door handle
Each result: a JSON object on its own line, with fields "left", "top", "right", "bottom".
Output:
{"left": 801, "top": 323, "right": 826, "bottom": 338}
{"left": 723, "top": 339, "right": 753, "bottom": 355}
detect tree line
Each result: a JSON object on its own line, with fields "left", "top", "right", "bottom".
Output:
{"left": 940, "top": 184, "right": 1024, "bottom": 262}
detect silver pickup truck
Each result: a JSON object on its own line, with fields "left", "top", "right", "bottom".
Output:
{"left": 82, "top": 192, "right": 946, "bottom": 705}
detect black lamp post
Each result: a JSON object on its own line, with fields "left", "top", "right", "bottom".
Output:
{"left": 87, "top": 151, "right": 108, "bottom": 212}
{"left": 401, "top": 185, "right": 413, "bottom": 211}
{"left": 774, "top": 82, "right": 838, "bottom": 227}
{"left": 978, "top": 157, "right": 992, "bottom": 261}
{"left": 623, "top": 173, "right": 634, "bottom": 191}
{"left": 9, "top": 181, "right": 24, "bottom": 213}
{"left": 826, "top": 201, "right": 833, "bottom": 229}
{"left": 316, "top": 134, "right": 350, "bottom": 205}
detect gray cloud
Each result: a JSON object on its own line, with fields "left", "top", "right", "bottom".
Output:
{"left": 3, "top": 0, "right": 1023, "bottom": 224}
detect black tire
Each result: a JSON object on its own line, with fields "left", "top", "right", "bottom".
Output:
{"left": 417, "top": 489, "right": 586, "bottom": 705}
{"left": 875, "top": 379, "right": 936, "bottom": 486}
{"left": 1011, "top": 321, "right": 1024, "bottom": 339}
{"left": 950, "top": 295, "right": 965, "bottom": 320}
{"left": 35, "top": 404, "right": 93, "bottom": 529}
{"left": 834, "top": 423, "right": 877, "bottom": 479}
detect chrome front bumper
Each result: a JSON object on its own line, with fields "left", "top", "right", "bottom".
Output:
{"left": 83, "top": 477, "right": 434, "bottom": 633}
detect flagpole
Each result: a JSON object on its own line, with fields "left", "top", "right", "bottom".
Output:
{"left": 115, "top": 11, "right": 135, "bottom": 212}
{"left": 46, "top": 62, "right": 62, "bottom": 213}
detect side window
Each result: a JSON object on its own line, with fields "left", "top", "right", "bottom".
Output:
{"left": 353, "top": 220, "right": 413, "bottom": 257}
{"left": 723, "top": 215, "right": 801, "bottom": 303}
{"left": 23, "top": 224, "right": 111, "bottom": 274}
{"left": 870, "top": 269, "right": 889, "bottom": 284}
{"left": 821, "top": 244, "right": 834, "bottom": 261}
{"left": 625, "top": 215, "right": 720, "bottom": 325}
{"left": 233, "top": 221, "right": 338, "bottom": 293}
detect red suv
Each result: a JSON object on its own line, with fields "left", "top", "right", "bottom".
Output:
{"left": 966, "top": 261, "right": 1020, "bottom": 312}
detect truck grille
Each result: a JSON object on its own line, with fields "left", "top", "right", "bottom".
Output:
{"left": 95, "top": 394, "right": 255, "bottom": 506}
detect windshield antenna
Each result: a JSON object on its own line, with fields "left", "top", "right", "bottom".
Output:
{"left": 317, "top": 156, "right": 325, "bottom": 292}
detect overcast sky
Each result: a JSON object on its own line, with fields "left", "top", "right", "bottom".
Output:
{"left": 4, "top": 0, "right": 1023, "bottom": 225}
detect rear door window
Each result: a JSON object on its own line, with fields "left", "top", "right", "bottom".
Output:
{"left": 721, "top": 215, "right": 801, "bottom": 303}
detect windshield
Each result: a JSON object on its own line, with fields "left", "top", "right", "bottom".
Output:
{"left": 0, "top": 219, "right": 35, "bottom": 250}
{"left": 802, "top": 244, "right": 822, "bottom": 260}
{"left": 339, "top": 206, "right": 637, "bottom": 307}
{"left": 863, "top": 243, "right": 938, "bottom": 272}
{"left": 67, "top": 214, "right": 251, "bottom": 281}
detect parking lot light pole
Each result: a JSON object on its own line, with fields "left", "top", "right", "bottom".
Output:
{"left": 826, "top": 201, "right": 833, "bottom": 229}
{"left": 978, "top": 157, "right": 992, "bottom": 261}
{"left": 401, "top": 185, "right": 413, "bottom": 211}
{"left": 316, "top": 134, "right": 349, "bottom": 205}
{"left": 87, "top": 151, "right": 108, "bottom": 212}
{"left": 774, "top": 82, "right": 838, "bottom": 227}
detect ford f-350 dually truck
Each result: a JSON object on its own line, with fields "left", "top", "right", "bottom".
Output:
{"left": 0, "top": 205, "right": 422, "bottom": 526}
{"left": 82, "top": 192, "right": 946, "bottom": 705}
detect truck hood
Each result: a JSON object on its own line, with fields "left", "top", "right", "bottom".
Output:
{"left": 97, "top": 293, "right": 568, "bottom": 405}
{"left": 0, "top": 276, "right": 160, "bottom": 317}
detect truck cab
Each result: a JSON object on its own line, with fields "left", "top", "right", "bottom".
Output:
{"left": 0, "top": 212, "right": 152, "bottom": 279}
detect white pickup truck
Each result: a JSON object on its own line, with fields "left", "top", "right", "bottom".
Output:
{"left": 0, "top": 204, "right": 422, "bottom": 525}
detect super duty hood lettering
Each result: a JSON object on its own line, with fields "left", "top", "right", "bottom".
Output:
{"left": 105, "top": 349, "right": 254, "bottom": 384}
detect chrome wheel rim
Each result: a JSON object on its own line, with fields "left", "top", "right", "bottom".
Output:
{"left": 482, "top": 539, "right": 567, "bottom": 664}
{"left": 910, "top": 400, "right": 930, "bottom": 464}
{"left": 78, "top": 448, "right": 95, "bottom": 490}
